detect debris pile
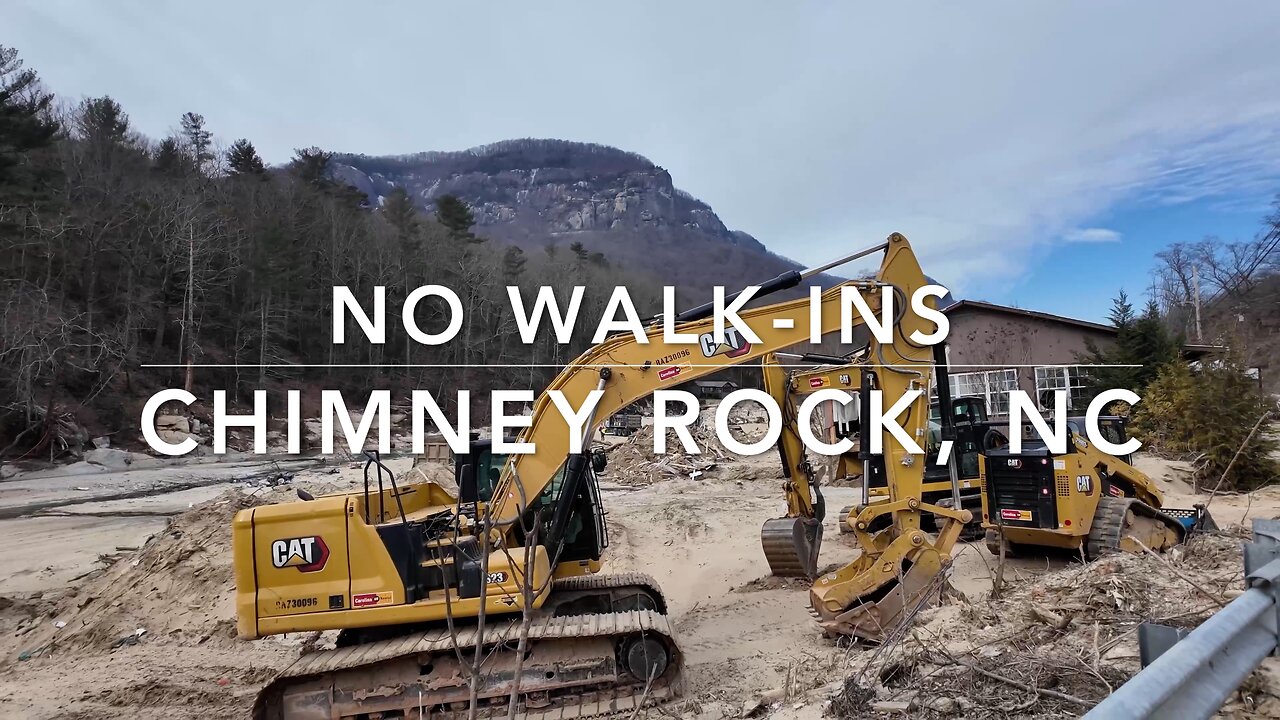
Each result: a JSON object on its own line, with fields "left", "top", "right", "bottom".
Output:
{"left": 834, "top": 530, "right": 1279, "bottom": 718}
{"left": 603, "top": 403, "right": 775, "bottom": 486}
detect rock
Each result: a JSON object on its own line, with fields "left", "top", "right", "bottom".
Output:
{"left": 84, "top": 448, "right": 133, "bottom": 470}
{"left": 91, "top": 436, "right": 110, "bottom": 449}
{"left": 155, "top": 415, "right": 190, "bottom": 433}
{"left": 304, "top": 420, "right": 324, "bottom": 445}
{"left": 919, "top": 697, "right": 959, "bottom": 714}
{"left": 157, "top": 429, "right": 193, "bottom": 446}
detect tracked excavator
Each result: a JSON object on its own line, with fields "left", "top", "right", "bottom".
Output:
{"left": 233, "top": 232, "right": 966, "bottom": 718}
{"left": 980, "top": 416, "right": 1216, "bottom": 559}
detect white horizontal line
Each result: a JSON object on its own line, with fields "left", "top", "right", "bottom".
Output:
{"left": 140, "top": 363, "right": 1144, "bottom": 369}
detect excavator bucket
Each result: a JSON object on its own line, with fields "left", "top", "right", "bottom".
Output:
{"left": 810, "top": 514, "right": 969, "bottom": 643}
{"left": 761, "top": 516, "right": 823, "bottom": 578}
{"left": 810, "top": 545, "right": 948, "bottom": 642}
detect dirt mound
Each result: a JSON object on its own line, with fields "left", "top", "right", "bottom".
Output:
{"left": 832, "top": 530, "right": 1275, "bottom": 717}
{"left": 1, "top": 485, "right": 336, "bottom": 667}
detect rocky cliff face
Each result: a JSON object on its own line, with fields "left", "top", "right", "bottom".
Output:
{"left": 331, "top": 139, "right": 804, "bottom": 294}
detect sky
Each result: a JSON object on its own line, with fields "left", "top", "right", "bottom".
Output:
{"left": 11, "top": 1, "right": 1280, "bottom": 322}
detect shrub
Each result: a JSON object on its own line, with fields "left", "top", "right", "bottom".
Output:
{"left": 1131, "top": 351, "right": 1277, "bottom": 491}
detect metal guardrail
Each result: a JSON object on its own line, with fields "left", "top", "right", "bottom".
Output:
{"left": 1084, "top": 519, "right": 1280, "bottom": 719}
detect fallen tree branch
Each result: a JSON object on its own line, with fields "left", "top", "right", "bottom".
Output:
{"left": 950, "top": 657, "right": 1092, "bottom": 709}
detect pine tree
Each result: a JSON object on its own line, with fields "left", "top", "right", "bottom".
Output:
{"left": 152, "top": 136, "right": 189, "bottom": 176}
{"left": 1107, "top": 289, "right": 1134, "bottom": 328}
{"left": 435, "top": 194, "right": 482, "bottom": 243}
{"left": 1080, "top": 290, "right": 1179, "bottom": 396}
{"left": 1129, "top": 299, "right": 1180, "bottom": 388}
{"left": 75, "top": 96, "right": 130, "bottom": 145}
{"left": 179, "top": 111, "right": 213, "bottom": 171}
{"left": 0, "top": 45, "right": 58, "bottom": 189}
{"left": 290, "top": 146, "right": 331, "bottom": 186}
{"left": 226, "top": 138, "right": 265, "bottom": 176}
{"left": 383, "top": 187, "right": 418, "bottom": 240}
{"left": 502, "top": 246, "right": 527, "bottom": 281}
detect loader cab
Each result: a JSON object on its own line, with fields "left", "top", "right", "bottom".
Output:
{"left": 1065, "top": 415, "right": 1133, "bottom": 464}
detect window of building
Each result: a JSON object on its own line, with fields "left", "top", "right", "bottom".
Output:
{"left": 948, "top": 368, "right": 1019, "bottom": 415}
{"left": 1034, "top": 366, "right": 1093, "bottom": 411}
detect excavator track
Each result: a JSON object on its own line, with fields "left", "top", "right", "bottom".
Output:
{"left": 254, "top": 574, "right": 683, "bottom": 720}
{"left": 1085, "top": 497, "right": 1185, "bottom": 560}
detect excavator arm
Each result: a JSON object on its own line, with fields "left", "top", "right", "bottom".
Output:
{"left": 759, "top": 352, "right": 830, "bottom": 577}
{"left": 488, "top": 233, "right": 940, "bottom": 563}
{"left": 800, "top": 325, "right": 972, "bottom": 642}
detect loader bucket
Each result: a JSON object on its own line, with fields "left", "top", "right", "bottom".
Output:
{"left": 761, "top": 516, "right": 823, "bottom": 578}
{"left": 1162, "top": 504, "right": 1219, "bottom": 534}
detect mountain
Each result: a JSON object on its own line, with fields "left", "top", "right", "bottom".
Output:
{"left": 331, "top": 139, "right": 813, "bottom": 295}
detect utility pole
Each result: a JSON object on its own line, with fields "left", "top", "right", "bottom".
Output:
{"left": 1191, "top": 265, "right": 1204, "bottom": 343}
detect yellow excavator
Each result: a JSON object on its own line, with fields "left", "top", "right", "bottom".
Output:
{"left": 233, "top": 233, "right": 967, "bottom": 718}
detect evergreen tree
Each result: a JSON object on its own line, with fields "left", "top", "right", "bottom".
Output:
{"left": 75, "top": 96, "right": 130, "bottom": 145}
{"left": 179, "top": 111, "right": 213, "bottom": 170}
{"left": 290, "top": 146, "right": 331, "bottom": 186}
{"left": 226, "top": 138, "right": 265, "bottom": 176}
{"left": 435, "top": 194, "right": 481, "bottom": 243}
{"left": 1129, "top": 299, "right": 1180, "bottom": 387}
{"left": 502, "top": 246, "right": 527, "bottom": 281}
{"left": 383, "top": 187, "right": 418, "bottom": 240}
{"left": 0, "top": 45, "right": 58, "bottom": 189}
{"left": 1107, "top": 289, "right": 1134, "bottom": 328}
{"left": 1080, "top": 290, "right": 1180, "bottom": 397}
{"left": 152, "top": 136, "right": 189, "bottom": 176}
{"left": 1132, "top": 348, "right": 1277, "bottom": 490}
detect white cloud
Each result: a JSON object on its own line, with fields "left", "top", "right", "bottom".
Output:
{"left": 11, "top": 2, "right": 1280, "bottom": 300}
{"left": 1063, "top": 228, "right": 1122, "bottom": 244}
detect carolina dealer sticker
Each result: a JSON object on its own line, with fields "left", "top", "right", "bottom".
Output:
{"left": 658, "top": 364, "right": 689, "bottom": 382}
{"left": 353, "top": 591, "right": 394, "bottom": 608}
{"left": 999, "top": 509, "right": 1032, "bottom": 522}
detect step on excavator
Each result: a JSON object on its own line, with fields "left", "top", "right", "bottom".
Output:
{"left": 233, "top": 233, "right": 968, "bottom": 718}
{"left": 980, "top": 416, "right": 1217, "bottom": 559}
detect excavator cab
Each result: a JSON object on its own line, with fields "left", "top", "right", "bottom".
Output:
{"left": 453, "top": 438, "right": 609, "bottom": 567}
{"left": 452, "top": 438, "right": 507, "bottom": 503}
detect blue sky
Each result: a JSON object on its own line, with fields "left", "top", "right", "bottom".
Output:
{"left": 997, "top": 195, "right": 1275, "bottom": 322}
{"left": 11, "top": 2, "right": 1280, "bottom": 324}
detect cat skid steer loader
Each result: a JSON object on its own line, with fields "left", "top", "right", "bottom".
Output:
{"left": 233, "top": 233, "right": 966, "bottom": 719}
{"left": 980, "top": 417, "right": 1216, "bottom": 559}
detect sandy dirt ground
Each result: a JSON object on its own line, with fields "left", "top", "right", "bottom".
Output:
{"left": 0, "top": 428, "right": 1277, "bottom": 719}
